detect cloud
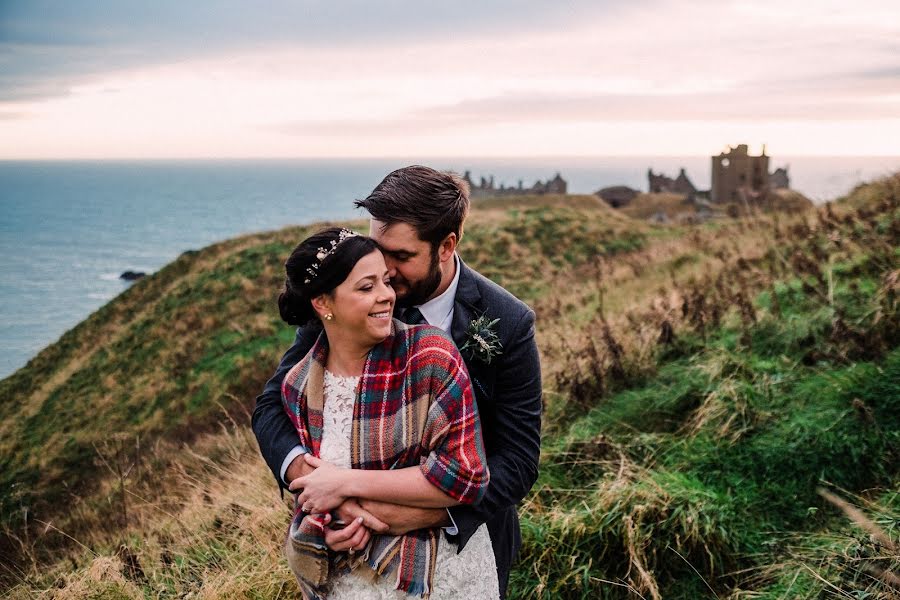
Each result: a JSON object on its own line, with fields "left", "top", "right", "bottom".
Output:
{"left": 3, "top": 1, "right": 897, "bottom": 105}
{"left": 854, "top": 66, "right": 900, "bottom": 80}
{"left": 268, "top": 116, "right": 469, "bottom": 138}
{"left": 0, "top": 0, "right": 622, "bottom": 102}
{"left": 270, "top": 78, "right": 900, "bottom": 139}
{"left": 2, "top": 0, "right": 899, "bottom": 157}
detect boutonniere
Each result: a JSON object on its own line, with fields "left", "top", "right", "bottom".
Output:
{"left": 460, "top": 315, "right": 503, "bottom": 365}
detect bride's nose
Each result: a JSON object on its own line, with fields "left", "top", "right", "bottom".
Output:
{"left": 376, "top": 279, "right": 395, "bottom": 303}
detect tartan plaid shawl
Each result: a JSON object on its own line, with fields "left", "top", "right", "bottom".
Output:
{"left": 281, "top": 319, "right": 489, "bottom": 599}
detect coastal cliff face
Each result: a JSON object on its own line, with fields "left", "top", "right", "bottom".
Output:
{"left": 2, "top": 181, "right": 899, "bottom": 599}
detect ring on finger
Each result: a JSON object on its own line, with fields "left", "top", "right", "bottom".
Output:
{"left": 348, "top": 546, "right": 355, "bottom": 555}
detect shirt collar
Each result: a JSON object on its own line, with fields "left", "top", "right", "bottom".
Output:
{"left": 416, "top": 254, "right": 460, "bottom": 328}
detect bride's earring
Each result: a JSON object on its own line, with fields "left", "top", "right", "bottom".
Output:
{"left": 324, "top": 313, "right": 334, "bottom": 321}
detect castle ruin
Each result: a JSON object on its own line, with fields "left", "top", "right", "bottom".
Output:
{"left": 463, "top": 171, "right": 567, "bottom": 198}
{"left": 770, "top": 167, "right": 790, "bottom": 190}
{"left": 711, "top": 144, "right": 789, "bottom": 203}
{"left": 647, "top": 168, "right": 698, "bottom": 199}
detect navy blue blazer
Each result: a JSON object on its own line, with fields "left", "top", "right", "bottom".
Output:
{"left": 252, "top": 258, "right": 542, "bottom": 598}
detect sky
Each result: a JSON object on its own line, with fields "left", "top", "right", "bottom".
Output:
{"left": 0, "top": 0, "right": 898, "bottom": 159}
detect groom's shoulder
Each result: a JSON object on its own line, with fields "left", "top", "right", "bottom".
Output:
{"left": 464, "top": 264, "right": 533, "bottom": 322}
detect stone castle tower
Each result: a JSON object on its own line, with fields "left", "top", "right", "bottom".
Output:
{"left": 711, "top": 144, "right": 769, "bottom": 203}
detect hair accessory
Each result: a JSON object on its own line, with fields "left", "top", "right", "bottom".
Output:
{"left": 324, "top": 313, "right": 334, "bottom": 321}
{"left": 303, "top": 228, "right": 359, "bottom": 283}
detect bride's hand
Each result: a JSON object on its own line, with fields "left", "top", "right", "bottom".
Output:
{"left": 324, "top": 516, "right": 372, "bottom": 554}
{"left": 290, "top": 454, "right": 350, "bottom": 514}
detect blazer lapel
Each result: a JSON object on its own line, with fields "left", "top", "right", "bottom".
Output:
{"left": 452, "top": 258, "right": 499, "bottom": 407}
{"left": 451, "top": 257, "right": 482, "bottom": 348}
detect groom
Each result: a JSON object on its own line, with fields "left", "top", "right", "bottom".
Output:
{"left": 252, "top": 165, "right": 542, "bottom": 598}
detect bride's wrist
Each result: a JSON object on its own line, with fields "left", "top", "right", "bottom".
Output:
{"left": 342, "top": 470, "right": 361, "bottom": 498}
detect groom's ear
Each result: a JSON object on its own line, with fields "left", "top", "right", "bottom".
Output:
{"left": 437, "top": 233, "right": 457, "bottom": 263}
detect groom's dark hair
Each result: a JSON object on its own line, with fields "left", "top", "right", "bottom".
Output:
{"left": 355, "top": 165, "right": 470, "bottom": 250}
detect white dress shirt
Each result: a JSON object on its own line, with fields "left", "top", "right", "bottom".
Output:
{"left": 415, "top": 253, "right": 460, "bottom": 332}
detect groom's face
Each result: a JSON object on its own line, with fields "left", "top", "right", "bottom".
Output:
{"left": 369, "top": 219, "right": 442, "bottom": 307}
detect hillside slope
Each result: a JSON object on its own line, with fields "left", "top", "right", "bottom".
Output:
{"left": 0, "top": 197, "right": 636, "bottom": 567}
{"left": 2, "top": 182, "right": 898, "bottom": 598}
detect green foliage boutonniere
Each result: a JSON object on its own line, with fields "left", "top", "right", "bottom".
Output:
{"left": 460, "top": 315, "right": 503, "bottom": 365}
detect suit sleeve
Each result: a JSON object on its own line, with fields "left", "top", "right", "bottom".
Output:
{"left": 251, "top": 324, "right": 320, "bottom": 492}
{"left": 448, "top": 308, "right": 542, "bottom": 550}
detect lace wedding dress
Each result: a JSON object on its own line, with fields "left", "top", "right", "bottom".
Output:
{"left": 319, "top": 371, "right": 500, "bottom": 600}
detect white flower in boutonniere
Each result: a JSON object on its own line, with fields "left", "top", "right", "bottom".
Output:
{"left": 461, "top": 315, "right": 503, "bottom": 365}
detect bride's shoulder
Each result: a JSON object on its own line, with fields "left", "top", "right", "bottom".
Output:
{"left": 390, "top": 321, "right": 460, "bottom": 363}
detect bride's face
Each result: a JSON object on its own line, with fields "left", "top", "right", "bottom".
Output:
{"left": 323, "top": 250, "right": 395, "bottom": 346}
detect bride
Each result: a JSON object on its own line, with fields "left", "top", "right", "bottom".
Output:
{"left": 277, "top": 227, "right": 500, "bottom": 600}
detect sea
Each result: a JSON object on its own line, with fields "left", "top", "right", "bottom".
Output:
{"left": 1, "top": 156, "right": 898, "bottom": 379}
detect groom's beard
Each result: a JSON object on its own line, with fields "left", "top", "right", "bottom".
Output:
{"left": 395, "top": 250, "right": 442, "bottom": 308}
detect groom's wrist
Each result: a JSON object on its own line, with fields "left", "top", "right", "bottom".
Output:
{"left": 283, "top": 448, "right": 311, "bottom": 486}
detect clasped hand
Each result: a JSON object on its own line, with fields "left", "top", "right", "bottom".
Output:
{"left": 289, "top": 454, "right": 350, "bottom": 514}
{"left": 288, "top": 455, "right": 390, "bottom": 553}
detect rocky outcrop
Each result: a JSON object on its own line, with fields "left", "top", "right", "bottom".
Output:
{"left": 596, "top": 186, "right": 639, "bottom": 208}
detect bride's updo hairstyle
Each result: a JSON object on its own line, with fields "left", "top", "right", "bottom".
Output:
{"left": 278, "top": 227, "right": 379, "bottom": 326}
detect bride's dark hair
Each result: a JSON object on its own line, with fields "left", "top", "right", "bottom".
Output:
{"left": 278, "top": 227, "right": 380, "bottom": 326}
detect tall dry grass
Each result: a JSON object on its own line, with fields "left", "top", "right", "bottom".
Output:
{"left": 1, "top": 173, "right": 898, "bottom": 598}
{"left": 6, "top": 413, "right": 297, "bottom": 599}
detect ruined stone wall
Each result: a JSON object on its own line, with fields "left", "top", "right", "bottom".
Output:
{"left": 648, "top": 168, "right": 696, "bottom": 198}
{"left": 770, "top": 167, "right": 790, "bottom": 189}
{"left": 464, "top": 171, "right": 567, "bottom": 197}
{"left": 711, "top": 145, "right": 770, "bottom": 203}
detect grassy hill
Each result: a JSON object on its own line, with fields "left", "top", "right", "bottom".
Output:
{"left": 1, "top": 182, "right": 898, "bottom": 598}
{"left": 614, "top": 189, "right": 814, "bottom": 223}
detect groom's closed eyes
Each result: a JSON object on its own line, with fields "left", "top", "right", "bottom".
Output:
{"left": 382, "top": 249, "right": 417, "bottom": 263}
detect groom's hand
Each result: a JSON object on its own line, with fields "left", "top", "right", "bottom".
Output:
{"left": 284, "top": 453, "right": 315, "bottom": 487}
{"left": 335, "top": 498, "right": 389, "bottom": 534}
{"left": 358, "top": 500, "right": 450, "bottom": 536}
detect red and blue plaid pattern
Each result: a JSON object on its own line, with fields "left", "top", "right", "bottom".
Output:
{"left": 281, "top": 319, "right": 489, "bottom": 598}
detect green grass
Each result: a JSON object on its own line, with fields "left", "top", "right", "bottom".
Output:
{"left": 462, "top": 205, "right": 646, "bottom": 301}
{"left": 510, "top": 248, "right": 899, "bottom": 597}
{"left": 2, "top": 179, "right": 898, "bottom": 598}
{"left": 513, "top": 348, "right": 899, "bottom": 597}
